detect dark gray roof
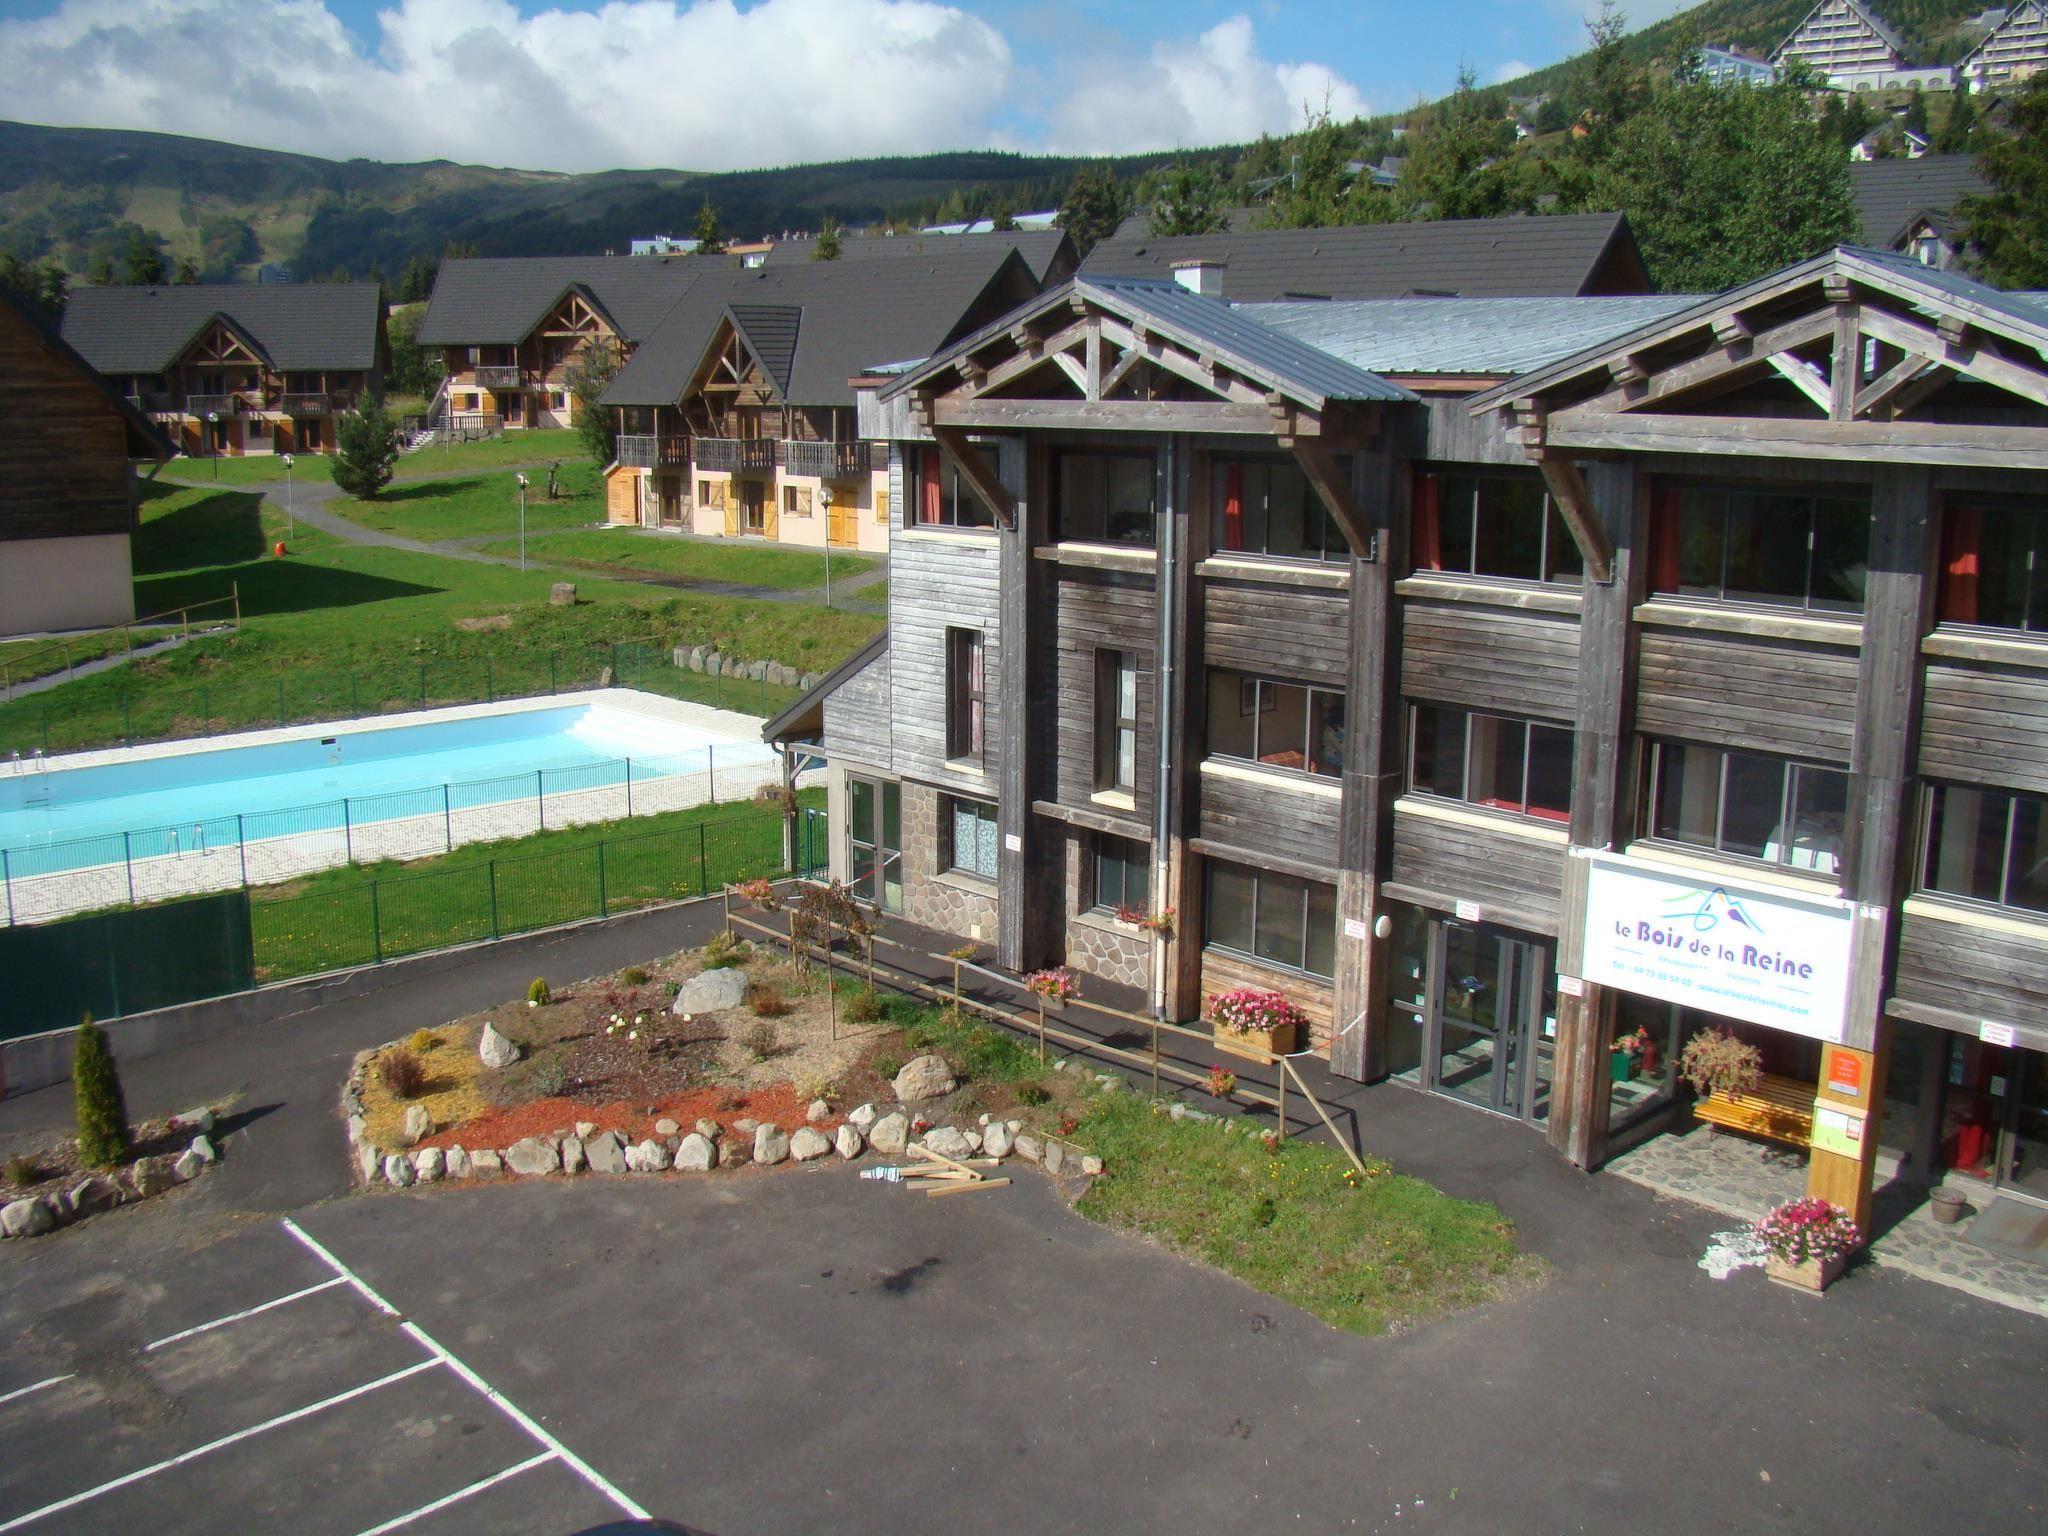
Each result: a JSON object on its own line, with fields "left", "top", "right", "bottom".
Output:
{"left": 417, "top": 256, "right": 708, "bottom": 346}
{"left": 1079, "top": 212, "right": 1649, "bottom": 301}
{"left": 1244, "top": 295, "right": 1705, "bottom": 377}
{"left": 1849, "top": 154, "right": 1987, "bottom": 246}
{"left": 763, "top": 229, "right": 1072, "bottom": 283}
{"left": 603, "top": 243, "right": 1037, "bottom": 409}
{"left": 61, "top": 282, "right": 383, "bottom": 374}
{"left": 1843, "top": 243, "right": 2048, "bottom": 340}
{"left": 727, "top": 304, "right": 801, "bottom": 396}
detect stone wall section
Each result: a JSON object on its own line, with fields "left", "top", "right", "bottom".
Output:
{"left": 899, "top": 780, "right": 998, "bottom": 945}
{"left": 1060, "top": 833, "right": 1152, "bottom": 991}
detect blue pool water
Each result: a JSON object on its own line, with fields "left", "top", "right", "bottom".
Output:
{"left": 0, "top": 704, "right": 768, "bottom": 870}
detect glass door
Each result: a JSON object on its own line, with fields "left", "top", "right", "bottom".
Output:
{"left": 1437, "top": 922, "right": 1510, "bottom": 1111}
{"left": 847, "top": 777, "right": 902, "bottom": 913}
{"left": 1412, "top": 916, "right": 1554, "bottom": 1122}
{"left": 1993, "top": 1045, "right": 2048, "bottom": 1207}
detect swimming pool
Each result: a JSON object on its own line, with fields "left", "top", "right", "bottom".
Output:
{"left": 0, "top": 694, "right": 785, "bottom": 920}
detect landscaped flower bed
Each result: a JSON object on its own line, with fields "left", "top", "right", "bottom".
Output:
{"left": 2, "top": 1105, "right": 226, "bottom": 1239}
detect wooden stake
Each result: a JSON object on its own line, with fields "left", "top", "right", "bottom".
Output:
{"left": 908, "top": 1143, "right": 981, "bottom": 1178}
{"left": 925, "top": 1177, "right": 1011, "bottom": 1198}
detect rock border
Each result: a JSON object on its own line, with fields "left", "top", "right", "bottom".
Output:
{"left": 1, "top": 1108, "right": 224, "bottom": 1241}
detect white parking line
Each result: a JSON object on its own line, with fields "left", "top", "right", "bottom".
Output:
{"left": 0, "top": 1360, "right": 440, "bottom": 1533}
{"left": 0, "top": 1275, "right": 351, "bottom": 1410}
{"left": 280, "top": 1217, "right": 648, "bottom": 1521}
{"left": 348, "top": 1452, "right": 555, "bottom": 1536}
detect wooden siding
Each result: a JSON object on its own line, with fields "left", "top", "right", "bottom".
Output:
{"left": 1199, "top": 770, "right": 1340, "bottom": 873}
{"left": 1203, "top": 581, "right": 1348, "bottom": 687}
{"left": 1635, "top": 627, "right": 1859, "bottom": 762}
{"left": 1390, "top": 802, "right": 1565, "bottom": 933}
{"left": 1920, "top": 660, "right": 2048, "bottom": 796}
{"left": 1200, "top": 947, "right": 1336, "bottom": 1052}
{"left": 1049, "top": 568, "right": 1155, "bottom": 828}
{"left": 1894, "top": 906, "right": 2048, "bottom": 1034}
{"left": 0, "top": 302, "right": 136, "bottom": 542}
{"left": 821, "top": 645, "right": 894, "bottom": 771}
{"left": 1400, "top": 601, "right": 1580, "bottom": 721}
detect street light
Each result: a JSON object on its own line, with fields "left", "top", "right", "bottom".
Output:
{"left": 280, "top": 453, "right": 295, "bottom": 541}
{"left": 515, "top": 473, "right": 529, "bottom": 571}
{"left": 206, "top": 411, "right": 220, "bottom": 480}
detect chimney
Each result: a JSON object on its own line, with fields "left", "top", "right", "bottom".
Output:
{"left": 1171, "top": 258, "right": 1225, "bottom": 298}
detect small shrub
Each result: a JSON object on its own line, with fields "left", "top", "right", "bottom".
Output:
{"left": 4, "top": 1154, "right": 38, "bottom": 1188}
{"left": 73, "top": 1014, "right": 131, "bottom": 1170}
{"left": 740, "top": 1020, "right": 780, "bottom": 1060}
{"left": 1206, "top": 1066, "right": 1238, "bottom": 1101}
{"left": 528, "top": 1057, "right": 568, "bottom": 1098}
{"left": 745, "top": 982, "right": 789, "bottom": 1017}
{"left": 702, "top": 931, "right": 751, "bottom": 968}
{"left": 527, "top": 977, "right": 551, "bottom": 1006}
{"left": 1017, "top": 1083, "right": 1051, "bottom": 1107}
{"left": 795, "top": 1071, "right": 836, "bottom": 1106}
{"left": 872, "top": 1053, "right": 904, "bottom": 1082}
{"left": 842, "top": 986, "right": 885, "bottom": 1024}
{"left": 663, "top": 980, "right": 681, "bottom": 997}
{"left": 378, "top": 1047, "right": 427, "bottom": 1100}
{"left": 620, "top": 966, "right": 651, "bottom": 986}
{"left": 408, "top": 1028, "right": 438, "bottom": 1054}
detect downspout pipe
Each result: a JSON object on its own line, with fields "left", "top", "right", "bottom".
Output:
{"left": 1152, "top": 436, "right": 1178, "bottom": 1024}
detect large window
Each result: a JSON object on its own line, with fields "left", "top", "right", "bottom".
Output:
{"left": 1203, "top": 860, "right": 1336, "bottom": 979}
{"left": 1412, "top": 468, "right": 1582, "bottom": 585}
{"left": 1922, "top": 784, "right": 2048, "bottom": 915}
{"left": 1213, "top": 457, "right": 1346, "bottom": 563}
{"left": 910, "top": 445, "right": 995, "bottom": 529}
{"left": 1205, "top": 670, "right": 1344, "bottom": 777}
{"left": 945, "top": 628, "right": 984, "bottom": 765}
{"left": 945, "top": 795, "right": 999, "bottom": 879}
{"left": 1094, "top": 649, "right": 1138, "bottom": 793}
{"left": 1093, "top": 833, "right": 1149, "bottom": 913}
{"left": 1055, "top": 450, "right": 1155, "bottom": 545}
{"left": 1408, "top": 705, "right": 1573, "bottom": 822}
{"left": 1647, "top": 742, "right": 1848, "bottom": 873}
{"left": 1651, "top": 482, "right": 1869, "bottom": 613}
{"left": 1939, "top": 503, "right": 2048, "bottom": 633}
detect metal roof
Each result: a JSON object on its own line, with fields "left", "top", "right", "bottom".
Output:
{"left": 61, "top": 282, "right": 383, "bottom": 375}
{"left": 1243, "top": 295, "right": 1704, "bottom": 377}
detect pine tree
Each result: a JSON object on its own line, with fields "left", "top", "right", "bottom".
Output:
{"left": 399, "top": 255, "right": 438, "bottom": 304}
{"left": 1399, "top": 68, "right": 1533, "bottom": 220}
{"left": 122, "top": 228, "right": 165, "bottom": 286}
{"left": 174, "top": 255, "right": 201, "bottom": 285}
{"left": 73, "top": 1014, "right": 131, "bottom": 1170}
{"left": 1147, "top": 159, "right": 1230, "bottom": 237}
{"left": 693, "top": 197, "right": 726, "bottom": 255}
{"left": 1056, "top": 166, "right": 1131, "bottom": 259}
{"left": 1937, "top": 85, "right": 1978, "bottom": 154}
{"left": 990, "top": 204, "right": 1019, "bottom": 231}
{"left": 813, "top": 217, "right": 842, "bottom": 260}
{"left": 87, "top": 251, "right": 114, "bottom": 287}
{"left": 333, "top": 397, "right": 400, "bottom": 498}
{"left": 1957, "top": 76, "right": 2048, "bottom": 287}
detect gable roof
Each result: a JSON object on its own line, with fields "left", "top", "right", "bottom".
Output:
{"left": 1849, "top": 154, "right": 1987, "bottom": 247}
{"left": 761, "top": 632, "right": 887, "bottom": 746}
{"left": 61, "top": 282, "right": 383, "bottom": 375}
{"left": 1078, "top": 212, "right": 1651, "bottom": 301}
{"left": 417, "top": 256, "right": 708, "bottom": 347}
{"left": 1964, "top": 0, "right": 2048, "bottom": 67}
{"left": 763, "top": 229, "right": 1073, "bottom": 284}
{"left": 1773, "top": 0, "right": 1906, "bottom": 64}
{"left": 726, "top": 304, "right": 802, "bottom": 396}
{"left": 4, "top": 289, "right": 172, "bottom": 460}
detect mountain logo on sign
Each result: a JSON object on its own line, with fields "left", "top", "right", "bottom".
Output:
{"left": 1660, "top": 886, "right": 1766, "bottom": 937}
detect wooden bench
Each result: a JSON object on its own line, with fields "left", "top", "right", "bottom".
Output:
{"left": 1691, "top": 1073, "right": 1815, "bottom": 1148}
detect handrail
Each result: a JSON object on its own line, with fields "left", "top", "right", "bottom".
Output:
{"left": 0, "top": 584, "right": 241, "bottom": 699}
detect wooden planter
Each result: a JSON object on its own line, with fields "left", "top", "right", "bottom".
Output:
{"left": 1765, "top": 1252, "right": 1846, "bottom": 1294}
{"left": 1214, "top": 1021, "right": 1299, "bottom": 1061}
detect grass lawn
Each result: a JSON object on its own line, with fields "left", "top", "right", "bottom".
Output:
{"left": 333, "top": 462, "right": 604, "bottom": 543}
{"left": 851, "top": 579, "right": 887, "bottom": 609}
{"left": 0, "top": 482, "right": 881, "bottom": 754}
{"left": 481, "top": 528, "right": 875, "bottom": 589}
{"left": 157, "top": 428, "right": 587, "bottom": 488}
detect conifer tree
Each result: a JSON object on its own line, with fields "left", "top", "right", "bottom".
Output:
{"left": 73, "top": 1014, "right": 131, "bottom": 1170}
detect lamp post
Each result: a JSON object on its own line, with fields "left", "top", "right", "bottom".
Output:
{"left": 280, "top": 454, "right": 295, "bottom": 540}
{"left": 207, "top": 411, "right": 220, "bottom": 480}
{"left": 516, "top": 472, "right": 529, "bottom": 571}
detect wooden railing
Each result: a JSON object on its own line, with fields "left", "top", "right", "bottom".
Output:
{"left": 1, "top": 586, "right": 241, "bottom": 702}
{"left": 282, "top": 393, "right": 332, "bottom": 416}
{"left": 694, "top": 437, "right": 775, "bottom": 473}
{"left": 616, "top": 434, "right": 691, "bottom": 469}
{"left": 783, "top": 439, "right": 871, "bottom": 478}
{"left": 183, "top": 393, "right": 244, "bottom": 418}
{"left": 474, "top": 364, "right": 524, "bottom": 389}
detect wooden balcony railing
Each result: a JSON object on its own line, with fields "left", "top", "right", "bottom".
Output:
{"left": 616, "top": 434, "right": 692, "bottom": 469}
{"left": 474, "top": 365, "right": 524, "bottom": 389}
{"left": 283, "top": 393, "right": 333, "bottom": 416}
{"left": 183, "top": 393, "right": 244, "bottom": 418}
{"left": 694, "top": 437, "right": 776, "bottom": 473}
{"left": 783, "top": 439, "right": 872, "bottom": 478}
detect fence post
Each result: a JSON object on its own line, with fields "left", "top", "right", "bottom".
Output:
{"left": 371, "top": 879, "right": 384, "bottom": 964}
{"left": 708, "top": 744, "right": 716, "bottom": 804}
{"left": 536, "top": 768, "right": 545, "bottom": 831}
{"left": 598, "top": 838, "right": 608, "bottom": 917}
{"left": 443, "top": 783, "right": 453, "bottom": 852}
{"left": 2, "top": 847, "right": 12, "bottom": 927}
{"left": 699, "top": 822, "right": 709, "bottom": 897}
{"left": 124, "top": 830, "right": 136, "bottom": 906}
{"left": 1036, "top": 996, "right": 1047, "bottom": 1066}
{"left": 625, "top": 758, "right": 633, "bottom": 817}
{"left": 342, "top": 798, "right": 353, "bottom": 863}
{"left": 488, "top": 860, "right": 500, "bottom": 939}
{"left": 1276, "top": 1062, "right": 1288, "bottom": 1142}
{"left": 237, "top": 813, "right": 248, "bottom": 887}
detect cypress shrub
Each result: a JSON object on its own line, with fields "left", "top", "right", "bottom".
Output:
{"left": 73, "top": 1014, "right": 132, "bottom": 1170}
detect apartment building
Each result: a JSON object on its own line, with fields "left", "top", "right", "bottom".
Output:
{"left": 1963, "top": 0, "right": 2048, "bottom": 91}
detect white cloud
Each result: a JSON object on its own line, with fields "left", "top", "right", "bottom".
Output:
{"left": 1041, "top": 15, "right": 1371, "bottom": 154}
{"left": 1491, "top": 58, "right": 1535, "bottom": 84}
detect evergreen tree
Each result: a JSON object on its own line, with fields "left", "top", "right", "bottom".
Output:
{"left": 564, "top": 337, "right": 623, "bottom": 465}
{"left": 1902, "top": 90, "right": 1930, "bottom": 141}
{"left": 398, "top": 255, "right": 438, "bottom": 304}
{"left": 122, "top": 228, "right": 165, "bottom": 286}
{"left": 385, "top": 307, "right": 442, "bottom": 398}
{"left": 73, "top": 1014, "right": 130, "bottom": 1171}
{"left": 1147, "top": 158, "right": 1230, "bottom": 237}
{"left": 34, "top": 260, "right": 68, "bottom": 317}
{"left": 1399, "top": 68, "right": 1533, "bottom": 220}
{"left": 0, "top": 252, "right": 26, "bottom": 305}
{"left": 1937, "top": 84, "right": 1977, "bottom": 153}
{"left": 174, "top": 254, "right": 201, "bottom": 284}
{"left": 990, "top": 204, "right": 1019, "bottom": 231}
{"left": 1957, "top": 76, "right": 2048, "bottom": 287}
{"left": 1056, "top": 165, "right": 1131, "bottom": 259}
{"left": 86, "top": 252, "right": 113, "bottom": 287}
{"left": 693, "top": 197, "right": 726, "bottom": 255}
{"left": 813, "top": 217, "right": 842, "bottom": 260}
{"left": 1256, "top": 106, "right": 1388, "bottom": 228}
{"left": 333, "top": 397, "right": 400, "bottom": 498}
{"left": 1581, "top": 0, "right": 1646, "bottom": 156}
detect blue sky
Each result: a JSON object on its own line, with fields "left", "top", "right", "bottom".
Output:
{"left": 0, "top": 1, "right": 1688, "bottom": 170}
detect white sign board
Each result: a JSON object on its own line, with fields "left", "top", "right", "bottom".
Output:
{"left": 1579, "top": 852, "right": 1854, "bottom": 1042}
{"left": 1981, "top": 1020, "right": 2017, "bottom": 1047}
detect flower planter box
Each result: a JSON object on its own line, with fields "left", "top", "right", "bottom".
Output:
{"left": 1609, "top": 1050, "right": 1640, "bottom": 1083}
{"left": 1765, "top": 1252, "right": 1846, "bottom": 1294}
{"left": 1215, "top": 1021, "right": 1299, "bottom": 1061}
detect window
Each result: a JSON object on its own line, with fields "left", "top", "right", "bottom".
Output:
{"left": 945, "top": 796, "right": 999, "bottom": 879}
{"left": 1407, "top": 705, "right": 1572, "bottom": 821}
{"left": 910, "top": 446, "right": 994, "bottom": 529}
{"left": 784, "top": 485, "right": 812, "bottom": 517}
{"left": 1055, "top": 450, "right": 1155, "bottom": 545}
{"left": 1412, "top": 468, "right": 1581, "bottom": 585}
{"left": 1922, "top": 784, "right": 2048, "bottom": 914}
{"left": 1650, "top": 482, "right": 1869, "bottom": 613}
{"left": 1093, "top": 834, "right": 1149, "bottom": 913}
{"left": 1203, "top": 859, "right": 1336, "bottom": 979}
{"left": 1205, "top": 670, "right": 1344, "bottom": 777}
{"left": 1094, "top": 650, "right": 1138, "bottom": 792}
{"left": 1647, "top": 741, "right": 1848, "bottom": 873}
{"left": 1939, "top": 502, "right": 2048, "bottom": 633}
{"left": 1213, "top": 457, "right": 1346, "bottom": 563}
{"left": 946, "top": 628, "right": 985, "bottom": 764}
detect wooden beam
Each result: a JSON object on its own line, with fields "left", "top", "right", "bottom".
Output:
{"left": 1853, "top": 352, "right": 1945, "bottom": 420}
{"left": 1098, "top": 346, "right": 1147, "bottom": 399}
{"left": 1769, "top": 354, "right": 1834, "bottom": 416}
{"left": 1289, "top": 439, "right": 1375, "bottom": 560}
{"left": 932, "top": 398, "right": 1281, "bottom": 433}
{"left": 1049, "top": 352, "right": 1089, "bottom": 394}
{"left": 1546, "top": 410, "right": 2048, "bottom": 468}
{"left": 1537, "top": 455, "right": 1615, "bottom": 584}
{"left": 1573, "top": 310, "right": 1836, "bottom": 415}
{"left": 1858, "top": 307, "right": 2048, "bottom": 412}
{"left": 1085, "top": 319, "right": 1102, "bottom": 399}
{"left": 931, "top": 425, "right": 1015, "bottom": 527}
{"left": 1830, "top": 305, "right": 1860, "bottom": 422}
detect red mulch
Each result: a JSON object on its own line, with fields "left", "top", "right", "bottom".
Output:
{"left": 418, "top": 1080, "right": 839, "bottom": 1153}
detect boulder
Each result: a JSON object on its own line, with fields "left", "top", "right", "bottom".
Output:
{"left": 675, "top": 1133, "right": 718, "bottom": 1172}
{"left": 1, "top": 1197, "right": 54, "bottom": 1239}
{"left": 790, "top": 1127, "right": 831, "bottom": 1162}
{"left": 719, "top": 1136, "right": 751, "bottom": 1167}
{"left": 733, "top": 1118, "right": 759, "bottom": 1135}
{"left": 127, "top": 1157, "right": 177, "bottom": 1198}
{"left": 868, "top": 1112, "right": 909, "bottom": 1157}
{"left": 1043, "top": 1141, "right": 1066, "bottom": 1176}
{"left": 173, "top": 1147, "right": 207, "bottom": 1182}
{"left": 401, "top": 1104, "right": 433, "bottom": 1146}
{"left": 1013, "top": 1133, "right": 1043, "bottom": 1164}
{"left": 753, "top": 1124, "right": 791, "bottom": 1166}
{"left": 479, "top": 1023, "right": 520, "bottom": 1070}
{"left": 354, "top": 1141, "right": 381, "bottom": 1186}
{"left": 848, "top": 1103, "right": 879, "bottom": 1131}
{"left": 921, "top": 1126, "right": 973, "bottom": 1160}
{"left": 983, "top": 1121, "right": 1014, "bottom": 1159}
{"left": 177, "top": 1106, "right": 217, "bottom": 1135}
{"left": 186, "top": 1134, "right": 218, "bottom": 1166}
{"left": 446, "top": 1145, "right": 473, "bottom": 1179}
{"left": 470, "top": 1149, "right": 504, "bottom": 1175}
{"left": 694, "top": 1118, "right": 721, "bottom": 1140}
{"left": 65, "top": 1177, "right": 119, "bottom": 1218}
{"left": 628, "top": 1139, "right": 672, "bottom": 1172}
{"left": 964, "top": 1131, "right": 984, "bottom": 1153}
{"left": 892, "top": 1054, "right": 957, "bottom": 1103}
{"left": 1080, "top": 1155, "right": 1105, "bottom": 1176}
{"left": 655, "top": 1118, "right": 681, "bottom": 1137}
{"left": 575, "top": 1121, "right": 598, "bottom": 1139}
{"left": 548, "top": 581, "right": 577, "bottom": 607}
{"left": 504, "top": 1137, "right": 560, "bottom": 1176}
{"left": 561, "top": 1136, "right": 586, "bottom": 1174}
{"left": 412, "top": 1146, "right": 446, "bottom": 1183}
{"left": 806, "top": 1099, "right": 830, "bottom": 1124}
{"left": 834, "top": 1124, "right": 865, "bottom": 1160}
{"left": 383, "top": 1154, "right": 416, "bottom": 1188}
{"left": 584, "top": 1131, "right": 628, "bottom": 1174}
{"left": 672, "top": 967, "right": 749, "bottom": 1016}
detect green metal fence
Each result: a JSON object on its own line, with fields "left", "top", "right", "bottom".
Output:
{"left": 1, "top": 889, "right": 255, "bottom": 1041}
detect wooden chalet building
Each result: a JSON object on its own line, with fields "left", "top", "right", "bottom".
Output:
{"left": 61, "top": 283, "right": 385, "bottom": 457}
{"left": 768, "top": 244, "right": 2048, "bottom": 1230}
{"left": 1, "top": 291, "right": 171, "bottom": 636}
{"left": 597, "top": 239, "right": 1070, "bottom": 551}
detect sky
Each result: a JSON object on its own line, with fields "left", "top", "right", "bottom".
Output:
{"left": 0, "top": 0, "right": 1698, "bottom": 173}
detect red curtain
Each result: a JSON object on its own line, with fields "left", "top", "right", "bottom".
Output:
{"left": 1650, "top": 486, "right": 1683, "bottom": 594}
{"left": 1222, "top": 463, "right": 1246, "bottom": 551}
{"left": 1410, "top": 468, "right": 1441, "bottom": 571}
{"left": 1941, "top": 505, "right": 1981, "bottom": 624}
{"left": 918, "top": 447, "right": 942, "bottom": 524}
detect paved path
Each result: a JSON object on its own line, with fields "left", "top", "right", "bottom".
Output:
{"left": 0, "top": 631, "right": 213, "bottom": 704}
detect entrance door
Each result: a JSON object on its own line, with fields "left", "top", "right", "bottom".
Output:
{"left": 847, "top": 777, "right": 902, "bottom": 913}
{"left": 1397, "top": 913, "right": 1554, "bottom": 1123}
{"left": 739, "top": 480, "right": 768, "bottom": 536}
{"left": 827, "top": 487, "right": 857, "bottom": 548}
{"left": 1953, "top": 1041, "right": 2048, "bottom": 1206}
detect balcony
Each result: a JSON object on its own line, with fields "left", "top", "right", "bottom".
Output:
{"left": 617, "top": 434, "right": 691, "bottom": 470}
{"left": 125, "top": 390, "right": 175, "bottom": 415}
{"left": 474, "top": 364, "right": 524, "bottom": 390}
{"left": 282, "top": 393, "right": 333, "bottom": 416}
{"left": 183, "top": 393, "right": 245, "bottom": 418}
{"left": 783, "top": 439, "right": 872, "bottom": 479}
{"left": 694, "top": 437, "right": 776, "bottom": 473}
